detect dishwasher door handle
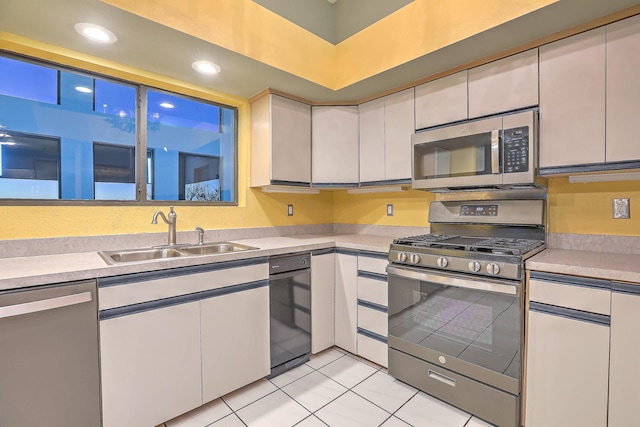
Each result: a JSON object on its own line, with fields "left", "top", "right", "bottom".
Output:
{"left": 0, "top": 291, "right": 93, "bottom": 319}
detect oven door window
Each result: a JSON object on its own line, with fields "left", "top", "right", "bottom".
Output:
{"left": 389, "top": 277, "right": 520, "bottom": 380}
{"left": 413, "top": 131, "right": 500, "bottom": 180}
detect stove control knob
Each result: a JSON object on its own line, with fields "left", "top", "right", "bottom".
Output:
{"left": 436, "top": 257, "right": 448, "bottom": 268}
{"left": 397, "top": 252, "right": 408, "bottom": 262}
{"left": 468, "top": 261, "right": 481, "bottom": 272}
{"left": 487, "top": 263, "right": 500, "bottom": 275}
{"left": 410, "top": 254, "right": 421, "bottom": 265}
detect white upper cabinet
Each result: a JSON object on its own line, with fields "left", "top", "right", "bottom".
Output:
{"left": 358, "top": 97, "right": 385, "bottom": 183}
{"left": 468, "top": 49, "right": 539, "bottom": 118}
{"left": 312, "top": 106, "right": 359, "bottom": 186}
{"left": 250, "top": 94, "right": 311, "bottom": 186}
{"left": 359, "top": 88, "right": 414, "bottom": 184}
{"left": 415, "top": 71, "right": 467, "bottom": 129}
{"left": 539, "top": 27, "right": 606, "bottom": 169}
{"left": 606, "top": 14, "right": 640, "bottom": 163}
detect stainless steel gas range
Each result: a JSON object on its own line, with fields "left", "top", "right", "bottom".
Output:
{"left": 387, "top": 199, "right": 545, "bottom": 427}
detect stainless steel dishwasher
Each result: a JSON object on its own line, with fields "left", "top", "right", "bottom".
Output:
{"left": 268, "top": 252, "right": 312, "bottom": 378}
{"left": 0, "top": 280, "right": 102, "bottom": 427}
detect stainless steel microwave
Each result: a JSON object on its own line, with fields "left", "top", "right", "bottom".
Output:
{"left": 412, "top": 110, "right": 538, "bottom": 191}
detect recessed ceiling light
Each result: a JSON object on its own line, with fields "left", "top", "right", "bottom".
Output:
{"left": 192, "top": 60, "right": 221, "bottom": 75}
{"left": 75, "top": 23, "right": 117, "bottom": 44}
{"left": 75, "top": 86, "right": 93, "bottom": 93}
{"left": 159, "top": 102, "right": 175, "bottom": 109}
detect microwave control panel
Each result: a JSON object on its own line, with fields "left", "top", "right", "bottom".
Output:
{"left": 503, "top": 126, "right": 529, "bottom": 173}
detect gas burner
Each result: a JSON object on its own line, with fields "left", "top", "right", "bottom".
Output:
{"left": 471, "top": 238, "right": 544, "bottom": 256}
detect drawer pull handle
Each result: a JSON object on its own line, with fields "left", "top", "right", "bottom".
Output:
{"left": 428, "top": 369, "right": 456, "bottom": 387}
{"left": 0, "top": 292, "right": 92, "bottom": 319}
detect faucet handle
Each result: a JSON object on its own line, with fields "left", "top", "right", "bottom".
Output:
{"left": 195, "top": 226, "right": 205, "bottom": 245}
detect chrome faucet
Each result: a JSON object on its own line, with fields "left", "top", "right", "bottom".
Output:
{"left": 194, "top": 226, "right": 205, "bottom": 245}
{"left": 151, "top": 206, "right": 177, "bottom": 246}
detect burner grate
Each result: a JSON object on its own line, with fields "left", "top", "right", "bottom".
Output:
{"left": 471, "top": 238, "right": 543, "bottom": 255}
{"left": 392, "top": 234, "right": 459, "bottom": 246}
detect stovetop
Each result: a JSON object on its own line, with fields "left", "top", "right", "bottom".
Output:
{"left": 389, "top": 233, "right": 546, "bottom": 281}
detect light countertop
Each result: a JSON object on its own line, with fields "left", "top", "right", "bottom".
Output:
{"left": 0, "top": 234, "right": 394, "bottom": 291}
{"left": 526, "top": 249, "right": 640, "bottom": 284}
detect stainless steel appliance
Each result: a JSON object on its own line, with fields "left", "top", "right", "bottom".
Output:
{"left": 268, "top": 252, "right": 312, "bottom": 377}
{"left": 387, "top": 199, "right": 545, "bottom": 427}
{"left": 412, "top": 110, "right": 538, "bottom": 191}
{"left": 0, "top": 280, "right": 101, "bottom": 427}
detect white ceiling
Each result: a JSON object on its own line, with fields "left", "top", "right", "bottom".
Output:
{"left": 1, "top": 0, "right": 640, "bottom": 102}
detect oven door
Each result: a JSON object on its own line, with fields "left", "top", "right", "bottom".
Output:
{"left": 387, "top": 264, "right": 522, "bottom": 395}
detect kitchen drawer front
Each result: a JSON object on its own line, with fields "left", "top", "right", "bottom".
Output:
{"left": 357, "top": 331, "right": 388, "bottom": 368}
{"left": 357, "top": 273, "right": 388, "bottom": 307}
{"left": 357, "top": 254, "right": 388, "bottom": 276}
{"left": 529, "top": 272, "right": 611, "bottom": 315}
{"left": 99, "top": 261, "right": 269, "bottom": 310}
{"left": 357, "top": 303, "right": 388, "bottom": 337}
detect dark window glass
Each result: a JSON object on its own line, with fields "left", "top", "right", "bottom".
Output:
{"left": 179, "top": 153, "right": 221, "bottom": 201}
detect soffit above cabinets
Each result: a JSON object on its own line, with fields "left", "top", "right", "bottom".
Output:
{"left": 1, "top": 0, "right": 640, "bottom": 102}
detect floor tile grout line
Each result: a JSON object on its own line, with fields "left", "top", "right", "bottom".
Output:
{"left": 222, "top": 386, "right": 281, "bottom": 414}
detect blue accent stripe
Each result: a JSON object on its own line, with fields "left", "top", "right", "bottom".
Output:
{"left": 612, "top": 282, "right": 640, "bottom": 296}
{"left": 358, "top": 250, "right": 389, "bottom": 260}
{"left": 312, "top": 183, "right": 359, "bottom": 188}
{"left": 311, "top": 248, "right": 336, "bottom": 256}
{"left": 360, "top": 179, "right": 410, "bottom": 187}
{"left": 99, "top": 257, "right": 268, "bottom": 288}
{"left": 529, "top": 301, "right": 610, "bottom": 326}
{"left": 358, "top": 299, "right": 388, "bottom": 313}
{"left": 358, "top": 271, "right": 387, "bottom": 282}
{"left": 335, "top": 248, "right": 360, "bottom": 256}
{"left": 100, "top": 279, "right": 268, "bottom": 320}
{"left": 357, "top": 328, "right": 388, "bottom": 343}
{"left": 269, "top": 180, "right": 310, "bottom": 187}
{"left": 530, "top": 271, "right": 611, "bottom": 290}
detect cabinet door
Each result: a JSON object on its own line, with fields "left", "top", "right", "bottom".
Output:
{"left": 384, "top": 88, "right": 414, "bottom": 181}
{"left": 312, "top": 106, "right": 359, "bottom": 185}
{"left": 539, "top": 28, "right": 606, "bottom": 169}
{"left": 100, "top": 302, "right": 202, "bottom": 427}
{"left": 525, "top": 307, "right": 609, "bottom": 427}
{"left": 201, "top": 285, "right": 270, "bottom": 403}
{"left": 359, "top": 97, "right": 385, "bottom": 183}
{"left": 415, "top": 71, "right": 467, "bottom": 129}
{"left": 606, "top": 15, "right": 640, "bottom": 163}
{"left": 608, "top": 289, "right": 640, "bottom": 427}
{"left": 334, "top": 253, "right": 357, "bottom": 353}
{"left": 468, "top": 49, "right": 538, "bottom": 118}
{"left": 271, "top": 95, "right": 312, "bottom": 183}
{"left": 311, "top": 252, "right": 335, "bottom": 354}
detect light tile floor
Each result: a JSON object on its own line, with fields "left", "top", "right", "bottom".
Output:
{"left": 163, "top": 347, "right": 495, "bottom": 427}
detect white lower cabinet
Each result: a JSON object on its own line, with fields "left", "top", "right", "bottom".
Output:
{"left": 608, "top": 284, "right": 640, "bottom": 427}
{"left": 201, "top": 285, "right": 270, "bottom": 402}
{"left": 356, "top": 254, "right": 389, "bottom": 368}
{"left": 525, "top": 272, "right": 611, "bottom": 427}
{"left": 311, "top": 251, "right": 335, "bottom": 354}
{"left": 98, "top": 261, "right": 269, "bottom": 427}
{"left": 100, "top": 302, "right": 203, "bottom": 427}
{"left": 334, "top": 252, "right": 358, "bottom": 354}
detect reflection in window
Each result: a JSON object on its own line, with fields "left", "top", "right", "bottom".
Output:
{"left": 0, "top": 131, "right": 60, "bottom": 199}
{"left": 0, "top": 56, "right": 58, "bottom": 104}
{"left": 179, "top": 153, "right": 220, "bottom": 201}
{"left": 93, "top": 142, "right": 136, "bottom": 200}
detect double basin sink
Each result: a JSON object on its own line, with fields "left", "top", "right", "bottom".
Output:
{"left": 99, "top": 242, "right": 257, "bottom": 265}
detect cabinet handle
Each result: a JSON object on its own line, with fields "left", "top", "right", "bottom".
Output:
{"left": 491, "top": 129, "right": 500, "bottom": 174}
{"left": 0, "top": 292, "right": 92, "bottom": 319}
{"left": 428, "top": 369, "right": 456, "bottom": 387}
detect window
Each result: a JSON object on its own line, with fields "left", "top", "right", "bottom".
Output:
{"left": 0, "top": 53, "right": 238, "bottom": 204}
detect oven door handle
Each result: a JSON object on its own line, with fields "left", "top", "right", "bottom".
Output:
{"left": 387, "top": 265, "right": 518, "bottom": 296}
{"left": 491, "top": 129, "right": 501, "bottom": 174}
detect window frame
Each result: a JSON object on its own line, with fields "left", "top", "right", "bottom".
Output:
{"left": 0, "top": 52, "right": 239, "bottom": 206}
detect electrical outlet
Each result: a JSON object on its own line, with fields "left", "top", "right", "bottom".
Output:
{"left": 613, "top": 198, "right": 630, "bottom": 219}
{"left": 287, "top": 204, "right": 294, "bottom": 216}
{"left": 387, "top": 204, "right": 394, "bottom": 216}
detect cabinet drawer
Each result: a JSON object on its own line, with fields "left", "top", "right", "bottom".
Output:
{"left": 529, "top": 275, "right": 611, "bottom": 315}
{"left": 357, "top": 304, "right": 387, "bottom": 337}
{"left": 357, "top": 332, "right": 388, "bottom": 368}
{"left": 357, "top": 274, "right": 388, "bottom": 306}
{"left": 358, "top": 255, "right": 388, "bottom": 275}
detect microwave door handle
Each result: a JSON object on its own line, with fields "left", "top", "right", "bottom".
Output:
{"left": 491, "top": 130, "right": 500, "bottom": 174}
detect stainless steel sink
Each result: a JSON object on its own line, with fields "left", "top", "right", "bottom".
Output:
{"left": 99, "top": 242, "right": 257, "bottom": 264}
{"left": 179, "top": 242, "right": 256, "bottom": 255}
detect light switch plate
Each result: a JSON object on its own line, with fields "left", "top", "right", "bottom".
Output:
{"left": 287, "top": 204, "right": 294, "bottom": 216}
{"left": 613, "top": 198, "right": 630, "bottom": 219}
{"left": 387, "top": 204, "right": 394, "bottom": 216}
